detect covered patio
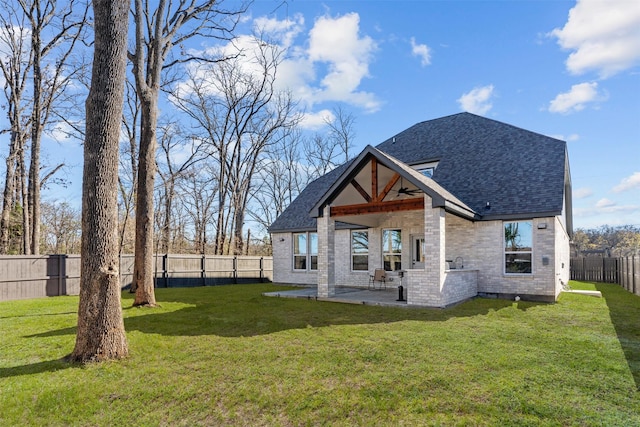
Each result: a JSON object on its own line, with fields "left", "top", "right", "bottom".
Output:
{"left": 263, "top": 286, "right": 412, "bottom": 308}
{"left": 311, "top": 147, "right": 480, "bottom": 308}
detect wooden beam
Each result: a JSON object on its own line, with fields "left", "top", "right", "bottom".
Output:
{"left": 330, "top": 198, "right": 424, "bottom": 217}
{"left": 371, "top": 158, "right": 378, "bottom": 201}
{"left": 350, "top": 179, "right": 371, "bottom": 202}
{"left": 377, "top": 173, "right": 401, "bottom": 202}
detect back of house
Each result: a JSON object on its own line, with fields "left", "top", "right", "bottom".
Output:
{"left": 269, "top": 112, "right": 572, "bottom": 307}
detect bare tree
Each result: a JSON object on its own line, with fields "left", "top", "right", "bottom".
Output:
{"left": 172, "top": 38, "right": 301, "bottom": 255}
{"left": 128, "top": 0, "right": 245, "bottom": 306}
{"left": 248, "top": 129, "right": 305, "bottom": 234}
{"left": 20, "top": 0, "right": 89, "bottom": 255}
{"left": 69, "top": 0, "right": 129, "bottom": 363}
{"left": 40, "top": 200, "right": 81, "bottom": 253}
{"left": 325, "top": 106, "right": 356, "bottom": 163}
{"left": 0, "top": 10, "right": 31, "bottom": 254}
{"left": 574, "top": 225, "right": 640, "bottom": 257}
{"left": 118, "top": 79, "right": 140, "bottom": 255}
{"left": 302, "top": 107, "right": 357, "bottom": 181}
{"left": 303, "top": 133, "right": 340, "bottom": 180}
{"left": 156, "top": 122, "right": 205, "bottom": 252}
{"left": 178, "top": 166, "right": 218, "bottom": 253}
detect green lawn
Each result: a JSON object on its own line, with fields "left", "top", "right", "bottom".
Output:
{"left": 1, "top": 281, "right": 638, "bottom": 426}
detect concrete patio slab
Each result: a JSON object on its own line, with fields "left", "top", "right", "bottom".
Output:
{"left": 263, "top": 286, "right": 410, "bottom": 308}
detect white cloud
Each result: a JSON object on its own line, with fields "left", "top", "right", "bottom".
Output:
{"left": 573, "top": 204, "right": 640, "bottom": 225}
{"left": 549, "top": 133, "right": 580, "bottom": 142}
{"left": 299, "top": 109, "right": 335, "bottom": 130}
{"left": 595, "top": 198, "right": 616, "bottom": 208}
{"left": 548, "top": 82, "right": 605, "bottom": 114}
{"left": 410, "top": 37, "right": 431, "bottom": 66}
{"left": 574, "top": 187, "right": 593, "bottom": 199}
{"left": 253, "top": 14, "right": 305, "bottom": 49}
{"left": 175, "top": 12, "right": 380, "bottom": 122}
{"left": 457, "top": 85, "right": 494, "bottom": 115}
{"left": 45, "top": 121, "right": 83, "bottom": 144}
{"left": 550, "top": 0, "right": 640, "bottom": 78}
{"left": 306, "top": 13, "right": 380, "bottom": 111}
{"left": 613, "top": 172, "right": 640, "bottom": 193}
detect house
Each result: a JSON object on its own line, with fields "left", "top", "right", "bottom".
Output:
{"left": 269, "top": 113, "right": 573, "bottom": 307}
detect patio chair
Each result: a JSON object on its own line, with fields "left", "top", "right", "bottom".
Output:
{"left": 368, "top": 268, "right": 387, "bottom": 290}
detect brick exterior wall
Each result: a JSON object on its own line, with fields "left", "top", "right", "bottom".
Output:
{"left": 317, "top": 206, "right": 335, "bottom": 297}
{"left": 271, "top": 232, "right": 318, "bottom": 285}
{"left": 463, "top": 216, "right": 566, "bottom": 301}
{"left": 271, "top": 202, "right": 570, "bottom": 305}
{"left": 554, "top": 216, "right": 571, "bottom": 297}
{"left": 441, "top": 270, "right": 479, "bottom": 307}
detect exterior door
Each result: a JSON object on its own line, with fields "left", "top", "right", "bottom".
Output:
{"left": 411, "top": 234, "right": 425, "bottom": 269}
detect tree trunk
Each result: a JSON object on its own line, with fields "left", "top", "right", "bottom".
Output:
{"left": 160, "top": 178, "right": 174, "bottom": 253}
{"left": 69, "top": 0, "right": 129, "bottom": 363}
{"left": 0, "top": 134, "right": 19, "bottom": 253}
{"left": 132, "top": 96, "right": 158, "bottom": 306}
{"left": 233, "top": 201, "right": 243, "bottom": 256}
{"left": 20, "top": 149, "right": 30, "bottom": 255}
{"left": 28, "top": 2, "right": 43, "bottom": 256}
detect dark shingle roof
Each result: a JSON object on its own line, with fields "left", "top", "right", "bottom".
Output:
{"left": 269, "top": 112, "right": 569, "bottom": 233}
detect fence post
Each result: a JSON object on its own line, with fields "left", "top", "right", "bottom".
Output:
{"left": 57, "top": 255, "right": 64, "bottom": 296}
{"left": 633, "top": 255, "right": 637, "bottom": 295}
{"left": 259, "top": 257, "right": 264, "bottom": 283}
{"left": 201, "top": 254, "right": 206, "bottom": 287}
{"left": 163, "top": 254, "right": 169, "bottom": 288}
{"left": 233, "top": 256, "right": 238, "bottom": 284}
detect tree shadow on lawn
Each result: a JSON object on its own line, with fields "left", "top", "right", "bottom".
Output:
{"left": 596, "top": 283, "right": 640, "bottom": 391}
{"left": 0, "top": 358, "right": 72, "bottom": 379}
{"left": 26, "top": 285, "right": 540, "bottom": 340}
{"left": 4, "top": 285, "right": 540, "bottom": 379}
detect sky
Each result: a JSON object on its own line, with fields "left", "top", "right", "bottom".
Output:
{"left": 21, "top": 0, "right": 640, "bottom": 231}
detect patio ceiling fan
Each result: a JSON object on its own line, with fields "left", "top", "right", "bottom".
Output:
{"left": 396, "top": 177, "right": 421, "bottom": 196}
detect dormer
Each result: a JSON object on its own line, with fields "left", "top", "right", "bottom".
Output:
{"left": 411, "top": 161, "right": 439, "bottom": 178}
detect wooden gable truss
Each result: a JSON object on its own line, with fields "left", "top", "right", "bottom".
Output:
{"left": 329, "top": 158, "right": 424, "bottom": 217}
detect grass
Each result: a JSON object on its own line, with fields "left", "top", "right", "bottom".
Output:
{"left": 1, "top": 281, "right": 639, "bottom": 426}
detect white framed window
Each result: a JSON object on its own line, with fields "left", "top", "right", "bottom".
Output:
{"left": 293, "top": 232, "right": 318, "bottom": 271}
{"left": 412, "top": 161, "right": 439, "bottom": 178}
{"left": 351, "top": 230, "right": 369, "bottom": 271}
{"left": 504, "top": 221, "right": 533, "bottom": 274}
{"left": 309, "top": 233, "right": 318, "bottom": 270}
{"left": 382, "top": 229, "right": 402, "bottom": 271}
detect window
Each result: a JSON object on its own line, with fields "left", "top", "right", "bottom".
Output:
{"left": 419, "top": 167, "right": 434, "bottom": 178}
{"left": 412, "top": 161, "right": 438, "bottom": 178}
{"left": 293, "top": 233, "right": 307, "bottom": 270}
{"left": 504, "top": 221, "right": 533, "bottom": 274}
{"left": 351, "top": 231, "right": 369, "bottom": 271}
{"left": 382, "top": 229, "right": 402, "bottom": 271}
{"left": 293, "top": 232, "right": 318, "bottom": 271}
{"left": 309, "top": 233, "right": 318, "bottom": 270}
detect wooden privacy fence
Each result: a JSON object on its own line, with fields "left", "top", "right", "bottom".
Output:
{"left": 0, "top": 254, "right": 273, "bottom": 302}
{"left": 118, "top": 254, "right": 273, "bottom": 288}
{"left": 570, "top": 256, "right": 639, "bottom": 296}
